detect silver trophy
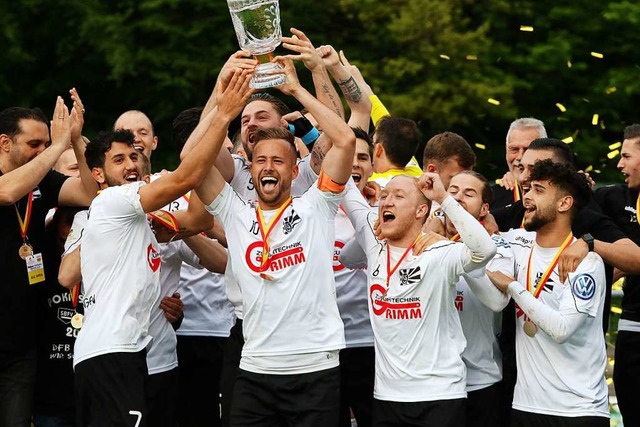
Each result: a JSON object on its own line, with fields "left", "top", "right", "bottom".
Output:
{"left": 227, "top": 0, "right": 286, "bottom": 89}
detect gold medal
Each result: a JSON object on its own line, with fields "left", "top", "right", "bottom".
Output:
{"left": 19, "top": 243, "right": 33, "bottom": 260}
{"left": 523, "top": 320, "right": 537, "bottom": 337}
{"left": 71, "top": 313, "right": 84, "bottom": 329}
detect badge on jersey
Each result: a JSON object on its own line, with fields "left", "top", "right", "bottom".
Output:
{"left": 571, "top": 273, "right": 596, "bottom": 300}
{"left": 26, "top": 253, "right": 45, "bottom": 285}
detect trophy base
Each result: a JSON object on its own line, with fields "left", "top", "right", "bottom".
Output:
{"left": 250, "top": 62, "right": 286, "bottom": 89}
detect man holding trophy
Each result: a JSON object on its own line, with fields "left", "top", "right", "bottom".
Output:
{"left": 197, "top": 2, "right": 357, "bottom": 426}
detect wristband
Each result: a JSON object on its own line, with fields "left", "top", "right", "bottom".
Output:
{"left": 370, "top": 94, "right": 390, "bottom": 126}
{"left": 291, "top": 116, "right": 320, "bottom": 146}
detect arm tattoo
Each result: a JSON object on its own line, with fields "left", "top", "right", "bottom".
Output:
{"left": 310, "top": 143, "right": 327, "bottom": 173}
{"left": 321, "top": 82, "right": 342, "bottom": 116}
{"left": 338, "top": 76, "right": 363, "bottom": 103}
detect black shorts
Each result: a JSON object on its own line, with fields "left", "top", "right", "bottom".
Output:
{"left": 372, "top": 398, "right": 466, "bottom": 427}
{"left": 146, "top": 367, "right": 179, "bottom": 427}
{"left": 467, "top": 382, "right": 504, "bottom": 427}
{"left": 511, "top": 409, "right": 609, "bottom": 427}
{"left": 75, "top": 351, "right": 148, "bottom": 427}
{"left": 231, "top": 366, "right": 340, "bottom": 427}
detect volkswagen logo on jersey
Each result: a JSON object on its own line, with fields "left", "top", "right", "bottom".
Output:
{"left": 572, "top": 273, "right": 596, "bottom": 300}
{"left": 147, "top": 244, "right": 161, "bottom": 272}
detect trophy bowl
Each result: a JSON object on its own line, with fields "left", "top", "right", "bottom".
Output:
{"left": 227, "top": 0, "right": 286, "bottom": 89}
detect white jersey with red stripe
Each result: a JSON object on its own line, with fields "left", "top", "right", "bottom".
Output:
{"left": 206, "top": 182, "right": 346, "bottom": 374}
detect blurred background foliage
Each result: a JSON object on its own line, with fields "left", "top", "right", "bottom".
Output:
{"left": 1, "top": 0, "right": 639, "bottom": 182}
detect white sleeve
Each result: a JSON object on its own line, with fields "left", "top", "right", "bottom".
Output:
{"left": 507, "top": 253, "right": 605, "bottom": 343}
{"left": 62, "top": 210, "right": 89, "bottom": 255}
{"left": 440, "top": 195, "right": 497, "bottom": 273}
{"left": 338, "top": 238, "right": 368, "bottom": 269}
{"left": 205, "top": 183, "right": 248, "bottom": 229}
{"left": 300, "top": 184, "right": 343, "bottom": 221}
{"left": 176, "top": 239, "right": 204, "bottom": 269}
{"left": 291, "top": 155, "right": 318, "bottom": 196}
{"left": 340, "top": 179, "right": 381, "bottom": 255}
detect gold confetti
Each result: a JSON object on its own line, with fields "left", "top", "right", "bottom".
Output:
{"left": 475, "top": 143, "right": 486, "bottom": 150}
{"left": 440, "top": 54, "right": 450, "bottom": 60}
{"left": 591, "top": 52, "right": 604, "bottom": 59}
{"left": 606, "top": 86, "right": 617, "bottom": 94}
{"left": 600, "top": 120, "right": 606, "bottom": 130}
{"left": 562, "top": 136, "right": 574, "bottom": 144}
{"left": 607, "top": 378, "right": 614, "bottom": 385}
{"left": 611, "top": 306, "right": 622, "bottom": 314}
{"left": 520, "top": 25, "right": 534, "bottom": 32}
{"left": 466, "top": 55, "right": 478, "bottom": 61}
{"left": 608, "top": 150, "right": 620, "bottom": 159}
{"left": 592, "top": 114, "right": 599, "bottom": 125}
{"left": 609, "top": 359, "right": 615, "bottom": 366}
{"left": 609, "top": 142, "right": 622, "bottom": 150}
{"left": 585, "top": 165, "right": 593, "bottom": 173}
{"left": 567, "top": 60, "right": 572, "bottom": 68}
{"left": 487, "top": 98, "right": 500, "bottom": 106}
{"left": 555, "top": 103, "right": 567, "bottom": 112}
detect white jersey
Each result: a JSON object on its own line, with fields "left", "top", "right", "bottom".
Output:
{"left": 227, "top": 154, "right": 319, "bottom": 321}
{"left": 341, "top": 181, "right": 497, "bottom": 402}
{"left": 505, "top": 228, "right": 609, "bottom": 418}
{"left": 456, "top": 235, "right": 514, "bottom": 391}
{"left": 151, "top": 172, "right": 236, "bottom": 339}
{"left": 334, "top": 208, "right": 374, "bottom": 348}
{"left": 74, "top": 182, "right": 160, "bottom": 368}
{"left": 177, "top": 264, "right": 235, "bottom": 337}
{"left": 206, "top": 183, "right": 346, "bottom": 374}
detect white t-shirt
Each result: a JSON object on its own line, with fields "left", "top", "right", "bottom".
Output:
{"left": 73, "top": 182, "right": 160, "bottom": 367}
{"left": 341, "top": 181, "right": 497, "bottom": 402}
{"left": 206, "top": 183, "right": 346, "bottom": 374}
{"left": 504, "top": 228, "right": 609, "bottom": 418}
{"left": 227, "top": 154, "right": 319, "bottom": 321}
{"left": 150, "top": 172, "right": 236, "bottom": 339}
{"left": 334, "top": 208, "right": 374, "bottom": 348}
{"left": 455, "top": 235, "right": 514, "bottom": 392}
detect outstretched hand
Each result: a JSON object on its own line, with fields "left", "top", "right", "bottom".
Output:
{"left": 216, "top": 69, "right": 255, "bottom": 121}
{"left": 280, "top": 28, "right": 323, "bottom": 72}
{"left": 50, "top": 96, "right": 71, "bottom": 148}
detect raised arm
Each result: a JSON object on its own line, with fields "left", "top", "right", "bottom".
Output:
{"left": 139, "top": 71, "right": 253, "bottom": 213}
{"left": 281, "top": 28, "right": 344, "bottom": 120}
{"left": 419, "top": 172, "right": 497, "bottom": 271}
{"left": 59, "top": 88, "right": 99, "bottom": 206}
{"left": 273, "top": 57, "right": 356, "bottom": 183}
{"left": 319, "top": 46, "right": 373, "bottom": 132}
{"left": 0, "top": 97, "right": 70, "bottom": 205}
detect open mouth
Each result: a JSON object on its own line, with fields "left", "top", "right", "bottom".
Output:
{"left": 260, "top": 176, "right": 278, "bottom": 191}
{"left": 381, "top": 210, "right": 396, "bottom": 223}
{"left": 125, "top": 172, "right": 139, "bottom": 183}
{"left": 352, "top": 173, "right": 362, "bottom": 184}
{"left": 134, "top": 144, "right": 144, "bottom": 152}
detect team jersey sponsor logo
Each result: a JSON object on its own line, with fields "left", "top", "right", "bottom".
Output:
{"left": 245, "top": 241, "right": 307, "bottom": 273}
{"left": 282, "top": 209, "right": 301, "bottom": 234}
{"left": 399, "top": 267, "right": 421, "bottom": 286}
{"left": 492, "top": 235, "right": 511, "bottom": 248}
{"left": 147, "top": 244, "right": 161, "bottom": 272}
{"left": 455, "top": 290, "right": 464, "bottom": 311}
{"left": 369, "top": 284, "right": 422, "bottom": 319}
{"left": 57, "top": 307, "right": 75, "bottom": 325}
{"left": 333, "top": 241, "right": 345, "bottom": 272}
{"left": 572, "top": 273, "right": 596, "bottom": 300}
